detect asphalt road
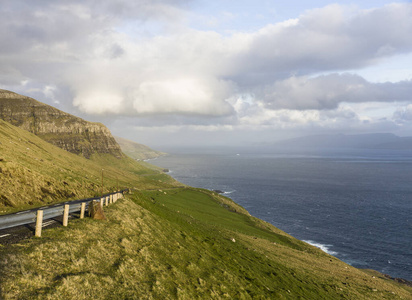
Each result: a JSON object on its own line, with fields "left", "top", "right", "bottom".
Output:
{"left": 0, "top": 214, "right": 77, "bottom": 245}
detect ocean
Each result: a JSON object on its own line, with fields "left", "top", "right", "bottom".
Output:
{"left": 149, "top": 148, "right": 412, "bottom": 280}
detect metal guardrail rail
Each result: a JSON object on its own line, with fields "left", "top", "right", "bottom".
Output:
{"left": 0, "top": 189, "right": 128, "bottom": 231}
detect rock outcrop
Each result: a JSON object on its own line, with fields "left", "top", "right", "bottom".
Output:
{"left": 0, "top": 89, "right": 123, "bottom": 159}
{"left": 88, "top": 200, "right": 106, "bottom": 220}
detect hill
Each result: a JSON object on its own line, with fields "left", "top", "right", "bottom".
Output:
{"left": 0, "top": 89, "right": 122, "bottom": 159}
{"left": 1, "top": 187, "right": 411, "bottom": 298}
{"left": 115, "top": 136, "right": 166, "bottom": 160}
{"left": 0, "top": 119, "right": 180, "bottom": 213}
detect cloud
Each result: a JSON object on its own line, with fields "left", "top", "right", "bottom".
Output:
{"left": 65, "top": 1, "right": 412, "bottom": 118}
{"left": 230, "top": 3, "right": 412, "bottom": 82}
{"left": 72, "top": 77, "right": 235, "bottom": 116}
{"left": 257, "top": 74, "right": 412, "bottom": 110}
{"left": 232, "top": 96, "right": 361, "bottom": 129}
{"left": 131, "top": 78, "right": 234, "bottom": 115}
{"left": 1, "top": 1, "right": 412, "bottom": 141}
{"left": 393, "top": 104, "right": 412, "bottom": 123}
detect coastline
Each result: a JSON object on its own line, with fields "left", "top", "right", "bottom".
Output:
{"left": 148, "top": 151, "right": 412, "bottom": 282}
{"left": 168, "top": 170, "right": 412, "bottom": 287}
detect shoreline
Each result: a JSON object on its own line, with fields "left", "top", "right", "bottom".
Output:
{"left": 215, "top": 186, "right": 412, "bottom": 286}
{"left": 149, "top": 154, "right": 411, "bottom": 283}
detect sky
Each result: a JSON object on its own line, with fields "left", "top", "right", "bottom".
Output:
{"left": 1, "top": 0, "right": 412, "bottom": 150}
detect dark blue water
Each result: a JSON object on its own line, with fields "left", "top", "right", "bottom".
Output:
{"left": 150, "top": 149, "right": 412, "bottom": 280}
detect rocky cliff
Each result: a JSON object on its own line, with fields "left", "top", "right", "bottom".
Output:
{"left": 0, "top": 89, "right": 123, "bottom": 159}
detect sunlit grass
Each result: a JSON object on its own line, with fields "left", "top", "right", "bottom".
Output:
{"left": 1, "top": 190, "right": 410, "bottom": 299}
{"left": 0, "top": 119, "right": 181, "bottom": 214}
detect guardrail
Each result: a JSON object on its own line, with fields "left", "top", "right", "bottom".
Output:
{"left": 0, "top": 189, "right": 128, "bottom": 235}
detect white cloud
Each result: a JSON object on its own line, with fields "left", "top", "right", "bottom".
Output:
{"left": 131, "top": 78, "right": 234, "bottom": 115}
{"left": 393, "top": 104, "right": 412, "bottom": 123}
{"left": 257, "top": 74, "right": 412, "bottom": 110}
{"left": 231, "top": 3, "right": 412, "bottom": 80}
{"left": 1, "top": 1, "right": 412, "bottom": 145}
{"left": 73, "top": 90, "right": 125, "bottom": 115}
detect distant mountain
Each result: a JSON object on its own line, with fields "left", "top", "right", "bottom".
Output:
{"left": 115, "top": 136, "right": 166, "bottom": 160}
{"left": 0, "top": 89, "right": 123, "bottom": 159}
{"left": 273, "top": 133, "right": 412, "bottom": 150}
{"left": 375, "top": 136, "right": 412, "bottom": 150}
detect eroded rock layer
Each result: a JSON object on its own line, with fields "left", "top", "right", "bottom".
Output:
{"left": 0, "top": 89, "right": 123, "bottom": 159}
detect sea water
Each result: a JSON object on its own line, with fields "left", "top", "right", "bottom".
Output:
{"left": 149, "top": 148, "right": 412, "bottom": 280}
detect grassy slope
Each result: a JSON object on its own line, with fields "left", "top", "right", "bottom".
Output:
{"left": 115, "top": 136, "right": 166, "bottom": 160}
{"left": 0, "top": 188, "right": 411, "bottom": 299}
{"left": 0, "top": 119, "right": 181, "bottom": 214}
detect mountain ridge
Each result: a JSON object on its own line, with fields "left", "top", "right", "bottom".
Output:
{"left": 0, "top": 89, "right": 123, "bottom": 159}
{"left": 273, "top": 133, "right": 412, "bottom": 150}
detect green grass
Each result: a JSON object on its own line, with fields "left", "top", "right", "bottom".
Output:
{"left": 0, "top": 119, "right": 181, "bottom": 214}
{"left": 138, "top": 188, "right": 309, "bottom": 251}
{"left": 1, "top": 189, "right": 410, "bottom": 299}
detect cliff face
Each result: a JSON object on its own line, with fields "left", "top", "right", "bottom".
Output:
{"left": 0, "top": 89, "right": 123, "bottom": 159}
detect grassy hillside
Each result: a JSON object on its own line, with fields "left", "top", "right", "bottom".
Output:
{"left": 1, "top": 188, "right": 411, "bottom": 299}
{"left": 115, "top": 136, "right": 166, "bottom": 160}
{"left": 0, "top": 119, "right": 180, "bottom": 214}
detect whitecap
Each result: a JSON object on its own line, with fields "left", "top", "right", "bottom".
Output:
{"left": 303, "top": 240, "right": 338, "bottom": 256}
{"left": 223, "top": 190, "right": 236, "bottom": 194}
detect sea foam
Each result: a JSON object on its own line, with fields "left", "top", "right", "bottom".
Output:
{"left": 303, "top": 240, "right": 338, "bottom": 256}
{"left": 223, "top": 190, "right": 236, "bottom": 195}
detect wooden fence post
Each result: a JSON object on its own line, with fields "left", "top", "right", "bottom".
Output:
{"left": 80, "top": 202, "right": 86, "bottom": 219}
{"left": 35, "top": 210, "right": 43, "bottom": 237}
{"left": 110, "top": 194, "right": 113, "bottom": 204}
{"left": 105, "top": 196, "right": 109, "bottom": 206}
{"left": 100, "top": 198, "right": 104, "bottom": 209}
{"left": 63, "top": 204, "right": 69, "bottom": 227}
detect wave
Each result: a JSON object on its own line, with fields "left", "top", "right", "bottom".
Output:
{"left": 303, "top": 240, "right": 338, "bottom": 256}
{"left": 223, "top": 190, "right": 236, "bottom": 195}
{"left": 210, "top": 189, "right": 236, "bottom": 195}
{"left": 144, "top": 157, "right": 158, "bottom": 162}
